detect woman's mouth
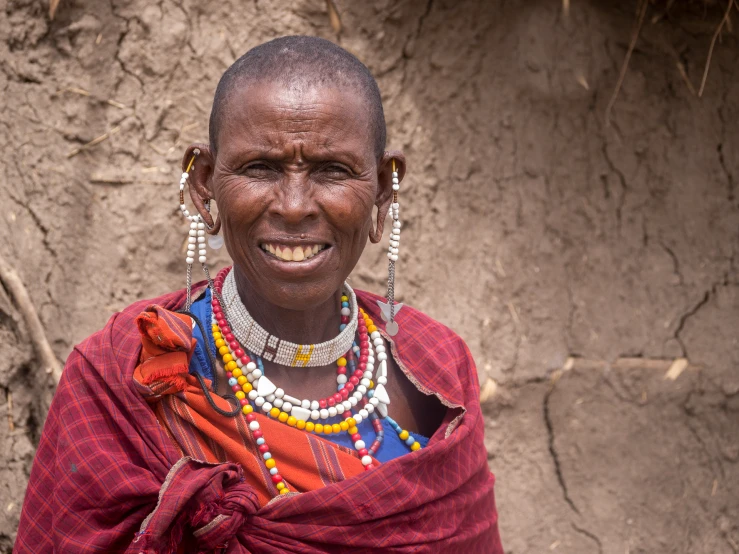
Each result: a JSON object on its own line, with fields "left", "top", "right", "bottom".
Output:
{"left": 260, "top": 243, "right": 329, "bottom": 262}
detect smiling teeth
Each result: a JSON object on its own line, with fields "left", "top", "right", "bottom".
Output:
{"left": 262, "top": 244, "right": 326, "bottom": 262}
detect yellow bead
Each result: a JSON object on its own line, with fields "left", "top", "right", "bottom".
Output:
{"left": 278, "top": 412, "right": 289, "bottom": 423}
{"left": 237, "top": 376, "right": 248, "bottom": 385}
{"left": 337, "top": 357, "right": 347, "bottom": 367}
{"left": 399, "top": 430, "right": 409, "bottom": 441}
{"left": 296, "top": 420, "right": 306, "bottom": 430}
{"left": 369, "top": 380, "right": 374, "bottom": 389}
{"left": 242, "top": 405, "right": 253, "bottom": 414}
{"left": 270, "top": 407, "right": 280, "bottom": 418}
{"left": 215, "top": 339, "right": 226, "bottom": 348}
{"left": 287, "top": 416, "right": 297, "bottom": 427}
{"left": 339, "top": 421, "right": 349, "bottom": 431}
{"left": 305, "top": 422, "right": 315, "bottom": 432}
{"left": 323, "top": 426, "right": 332, "bottom": 436}
{"left": 242, "top": 383, "right": 253, "bottom": 393}
{"left": 368, "top": 325, "right": 377, "bottom": 333}
{"left": 276, "top": 482, "right": 285, "bottom": 491}
{"left": 314, "top": 424, "right": 323, "bottom": 434}
{"left": 218, "top": 346, "right": 229, "bottom": 356}
{"left": 265, "top": 458, "right": 276, "bottom": 469}
{"left": 346, "top": 417, "right": 356, "bottom": 427}
{"left": 232, "top": 368, "right": 243, "bottom": 378}
{"left": 226, "top": 361, "right": 238, "bottom": 371}
{"left": 332, "top": 423, "right": 341, "bottom": 434}
{"left": 223, "top": 354, "right": 233, "bottom": 363}
{"left": 348, "top": 426, "right": 358, "bottom": 435}
{"left": 235, "top": 391, "right": 246, "bottom": 400}
{"left": 341, "top": 295, "right": 349, "bottom": 302}
{"left": 212, "top": 325, "right": 219, "bottom": 333}
{"left": 411, "top": 442, "right": 421, "bottom": 451}
{"left": 279, "top": 488, "right": 290, "bottom": 495}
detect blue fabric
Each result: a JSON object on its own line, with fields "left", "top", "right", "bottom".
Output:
{"left": 187, "top": 292, "right": 429, "bottom": 462}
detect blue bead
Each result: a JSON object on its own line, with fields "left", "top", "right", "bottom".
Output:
{"left": 270, "top": 467, "right": 278, "bottom": 475}
{"left": 406, "top": 436, "right": 415, "bottom": 446}
{"left": 337, "top": 384, "right": 345, "bottom": 390}
{"left": 342, "top": 302, "right": 349, "bottom": 308}
{"left": 228, "top": 378, "right": 238, "bottom": 387}
{"left": 339, "top": 324, "right": 347, "bottom": 331}
{"left": 263, "top": 452, "right": 272, "bottom": 460}
{"left": 256, "top": 438, "right": 265, "bottom": 445}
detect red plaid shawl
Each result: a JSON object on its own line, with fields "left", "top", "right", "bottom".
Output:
{"left": 16, "top": 284, "right": 503, "bottom": 553}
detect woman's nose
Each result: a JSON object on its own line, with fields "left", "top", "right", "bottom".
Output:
{"left": 268, "top": 171, "right": 319, "bottom": 225}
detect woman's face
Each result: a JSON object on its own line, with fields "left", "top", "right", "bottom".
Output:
{"left": 191, "top": 81, "right": 397, "bottom": 311}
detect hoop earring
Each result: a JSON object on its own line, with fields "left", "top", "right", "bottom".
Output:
{"left": 377, "top": 159, "right": 403, "bottom": 336}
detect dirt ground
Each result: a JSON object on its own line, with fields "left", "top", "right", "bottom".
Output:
{"left": 1, "top": 0, "right": 737, "bottom": 552}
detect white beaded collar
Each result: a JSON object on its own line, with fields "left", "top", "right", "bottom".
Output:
{"left": 221, "top": 270, "right": 359, "bottom": 367}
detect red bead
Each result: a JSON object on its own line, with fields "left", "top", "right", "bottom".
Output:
{"left": 345, "top": 383, "right": 355, "bottom": 393}
{"left": 340, "top": 389, "right": 349, "bottom": 399}
{"left": 343, "top": 412, "right": 352, "bottom": 420}
{"left": 353, "top": 369, "right": 363, "bottom": 378}
{"left": 319, "top": 399, "right": 327, "bottom": 409}
{"left": 212, "top": 305, "right": 221, "bottom": 314}
{"left": 358, "top": 362, "right": 367, "bottom": 371}
{"left": 349, "top": 376, "right": 359, "bottom": 386}
{"left": 217, "top": 320, "right": 226, "bottom": 329}
{"left": 231, "top": 385, "right": 241, "bottom": 392}
{"left": 271, "top": 474, "right": 283, "bottom": 484}
{"left": 341, "top": 316, "right": 349, "bottom": 324}
{"left": 240, "top": 356, "right": 250, "bottom": 364}
{"left": 359, "top": 332, "right": 368, "bottom": 340}
{"left": 225, "top": 333, "right": 234, "bottom": 341}
{"left": 221, "top": 326, "right": 231, "bottom": 335}
{"left": 226, "top": 372, "right": 233, "bottom": 379}
{"left": 253, "top": 430, "right": 263, "bottom": 438}
{"left": 234, "top": 348, "right": 244, "bottom": 358}
{"left": 333, "top": 393, "right": 342, "bottom": 403}
{"left": 351, "top": 433, "right": 361, "bottom": 442}
{"left": 239, "top": 399, "right": 248, "bottom": 406}
{"left": 370, "top": 441, "right": 381, "bottom": 451}
{"left": 258, "top": 444, "right": 270, "bottom": 454}
{"left": 365, "top": 464, "right": 375, "bottom": 470}
{"left": 360, "top": 340, "right": 369, "bottom": 349}
{"left": 337, "top": 367, "right": 347, "bottom": 375}
{"left": 358, "top": 448, "right": 368, "bottom": 457}
{"left": 359, "top": 354, "right": 368, "bottom": 363}
{"left": 246, "top": 413, "right": 256, "bottom": 422}
{"left": 327, "top": 397, "right": 335, "bottom": 407}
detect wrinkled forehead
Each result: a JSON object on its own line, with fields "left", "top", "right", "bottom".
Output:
{"left": 216, "top": 80, "right": 376, "bottom": 159}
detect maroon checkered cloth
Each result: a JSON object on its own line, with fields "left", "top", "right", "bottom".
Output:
{"left": 16, "top": 284, "right": 503, "bottom": 553}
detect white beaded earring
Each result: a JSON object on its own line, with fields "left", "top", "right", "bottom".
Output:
{"left": 377, "top": 159, "right": 403, "bottom": 336}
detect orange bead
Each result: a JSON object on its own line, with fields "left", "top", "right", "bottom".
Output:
{"left": 339, "top": 421, "right": 349, "bottom": 431}
{"left": 346, "top": 418, "right": 356, "bottom": 427}
{"left": 332, "top": 423, "right": 341, "bottom": 434}
{"left": 226, "top": 361, "right": 238, "bottom": 371}
{"left": 348, "top": 426, "right": 358, "bottom": 435}
{"left": 287, "top": 416, "right": 297, "bottom": 427}
{"left": 242, "top": 383, "right": 253, "bottom": 393}
{"left": 237, "top": 376, "right": 248, "bottom": 385}
{"left": 279, "top": 488, "right": 290, "bottom": 495}
{"left": 270, "top": 407, "right": 280, "bottom": 418}
{"left": 265, "top": 458, "right": 276, "bottom": 469}
{"left": 314, "top": 424, "right": 324, "bottom": 434}
{"left": 278, "top": 412, "right": 289, "bottom": 423}
{"left": 305, "top": 422, "right": 315, "bottom": 433}
{"left": 232, "top": 368, "right": 243, "bottom": 378}
{"left": 296, "top": 420, "right": 306, "bottom": 430}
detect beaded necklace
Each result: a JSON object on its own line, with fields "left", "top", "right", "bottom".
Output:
{"left": 207, "top": 269, "right": 422, "bottom": 495}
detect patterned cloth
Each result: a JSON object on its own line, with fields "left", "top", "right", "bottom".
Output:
{"left": 16, "top": 280, "right": 503, "bottom": 553}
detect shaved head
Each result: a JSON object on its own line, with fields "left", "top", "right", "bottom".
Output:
{"left": 209, "top": 36, "right": 387, "bottom": 159}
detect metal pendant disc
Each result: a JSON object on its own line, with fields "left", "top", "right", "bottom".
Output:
{"left": 386, "top": 321, "right": 399, "bottom": 336}
{"left": 208, "top": 234, "right": 224, "bottom": 249}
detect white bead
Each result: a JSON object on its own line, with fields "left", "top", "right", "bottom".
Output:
{"left": 252, "top": 369, "right": 262, "bottom": 379}
{"left": 236, "top": 359, "right": 243, "bottom": 368}
{"left": 311, "top": 400, "right": 320, "bottom": 411}
{"left": 365, "top": 403, "right": 375, "bottom": 414}
{"left": 387, "top": 252, "right": 394, "bottom": 259}
{"left": 360, "top": 378, "right": 370, "bottom": 387}
{"left": 248, "top": 390, "right": 258, "bottom": 400}
{"left": 370, "top": 331, "right": 381, "bottom": 340}
{"left": 336, "top": 403, "right": 345, "bottom": 414}
{"left": 361, "top": 455, "right": 372, "bottom": 466}
{"left": 349, "top": 397, "right": 358, "bottom": 407}
{"left": 187, "top": 245, "right": 196, "bottom": 253}
{"left": 328, "top": 407, "right": 337, "bottom": 417}
{"left": 284, "top": 394, "right": 300, "bottom": 405}
{"left": 266, "top": 394, "right": 275, "bottom": 402}
{"left": 342, "top": 400, "right": 352, "bottom": 411}
{"left": 369, "top": 397, "right": 379, "bottom": 406}
{"left": 197, "top": 222, "right": 205, "bottom": 230}
{"left": 393, "top": 221, "right": 401, "bottom": 228}
{"left": 353, "top": 414, "right": 363, "bottom": 425}
{"left": 392, "top": 228, "right": 400, "bottom": 235}
{"left": 354, "top": 440, "right": 365, "bottom": 450}
{"left": 246, "top": 362, "right": 257, "bottom": 371}
{"left": 188, "top": 237, "right": 196, "bottom": 243}
{"left": 390, "top": 254, "right": 398, "bottom": 261}
{"left": 199, "top": 250, "right": 207, "bottom": 256}
{"left": 198, "top": 256, "right": 206, "bottom": 263}
{"left": 249, "top": 421, "right": 260, "bottom": 431}
{"left": 378, "top": 376, "right": 388, "bottom": 385}
{"left": 359, "top": 409, "right": 369, "bottom": 419}
{"left": 182, "top": 172, "right": 189, "bottom": 179}
{"left": 197, "top": 230, "right": 205, "bottom": 236}
{"left": 273, "top": 398, "right": 283, "bottom": 408}
{"left": 185, "top": 257, "right": 194, "bottom": 264}
{"left": 336, "top": 374, "right": 347, "bottom": 384}
{"left": 254, "top": 397, "right": 265, "bottom": 407}
{"left": 311, "top": 410, "right": 320, "bottom": 420}
{"left": 301, "top": 399, "right": 311, "bottom": 409}
{"left": 375, "top": 345, "right": 386, "bottom": 354}
{"left": 262, "top": 401, "right": 272, "bottom": 412}
{"left": 357, "top": 385, "right": 367, "bottom": 394}
{"left": 275, "top": 388, "right": 284, "bottom": 398}
{"left": 340, "top": 307, "right": 350, "bottom": 316}
{"left": 392, "top": 177, "right": 399, "bottom": 184}
{"left": 282, "top": 402, "right": 292, "bottom": 412}
{"left": 319, "top": 408, "right": 329, "bottom": 419}
{"left": 246, "top": 372, "right": 255, "bottom": 383}
{"left": 190, "top": 222, "right": 198, "bottom": 229}
{"left": 392, "top": 184, "right": 399, "bottom": 191}
{"left": 363, "top": 371, "right": 373, "bottom": 380}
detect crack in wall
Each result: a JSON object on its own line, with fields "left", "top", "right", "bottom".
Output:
{"left": 572, "top": 522, "right": 604, "bottom": 554}
{"left": 543, "top": 379, "right": 580, "bottom": 514}
{"left": 673, "top": 290, "right": 710, "bottom": 358}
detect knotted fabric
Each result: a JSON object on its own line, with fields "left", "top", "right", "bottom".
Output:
{"left": 16, "top": 279, "right": 504, "bottom": 553}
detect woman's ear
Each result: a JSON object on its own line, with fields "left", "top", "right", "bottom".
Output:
{"left": 183, "top": 143, "right": 220, "bottom": 234}
{"left": 370, "top": 150, "right": 406, "bottom": 244}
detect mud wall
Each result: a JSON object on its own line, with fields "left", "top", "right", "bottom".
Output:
{"left": 1, "top": 0, "right": 737, "bottom": 551}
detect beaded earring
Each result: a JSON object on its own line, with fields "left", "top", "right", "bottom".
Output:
{"left": 377, "top": 159, "right": 403, "bottom": 336}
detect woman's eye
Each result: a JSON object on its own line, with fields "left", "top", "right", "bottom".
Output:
{"left": 245, "top": 163, "right": 271, "bottom": 171}
{"left": 324, "top": 164, "right": 350, "bottom": 175}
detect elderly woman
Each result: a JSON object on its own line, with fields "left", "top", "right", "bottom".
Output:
{"left": 17, "top": 37, "right": 503, "bottom": 553}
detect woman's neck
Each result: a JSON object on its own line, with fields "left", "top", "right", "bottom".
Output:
{"left": 233, "top": 270, "right": 343, "bottom": 346}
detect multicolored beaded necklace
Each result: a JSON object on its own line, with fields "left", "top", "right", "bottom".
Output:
{"left": 207, "top": 270, "right": 422, "bottom": 496}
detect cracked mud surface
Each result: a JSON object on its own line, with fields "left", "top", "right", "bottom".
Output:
{"left": 0, "top": 0, "right": 737, "bottom": 551}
